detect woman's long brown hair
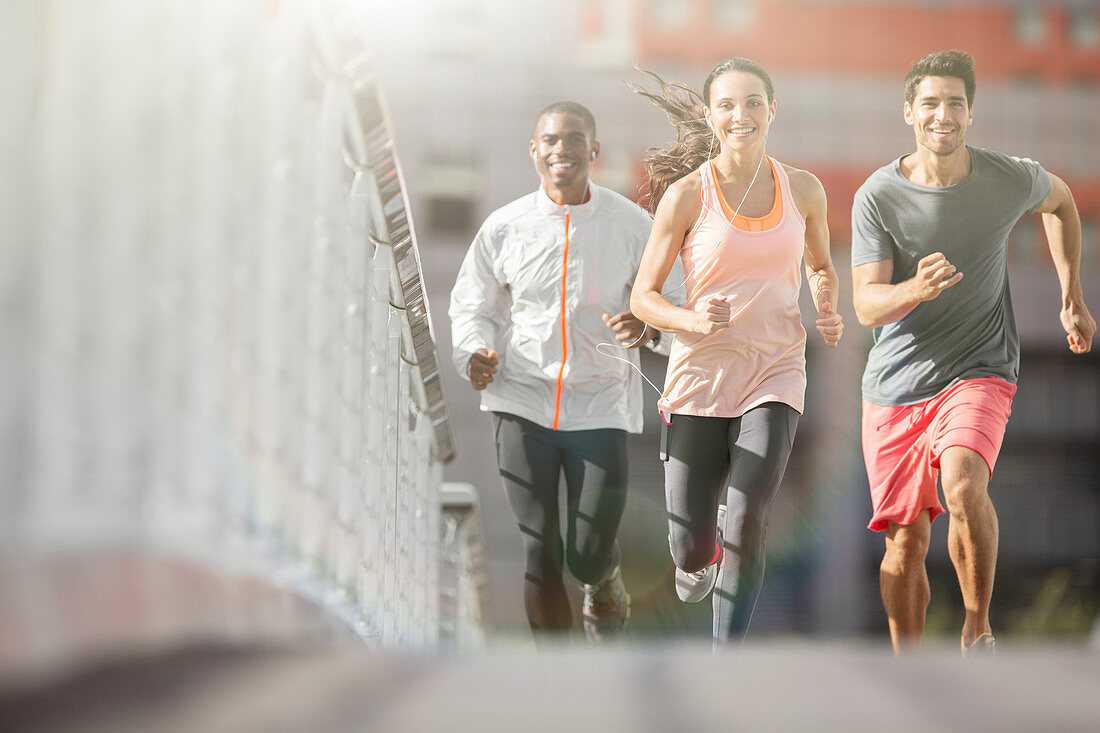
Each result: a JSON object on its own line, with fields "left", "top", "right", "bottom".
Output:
{"left": 628, "top": 59, "right": 775, "bottom": 214}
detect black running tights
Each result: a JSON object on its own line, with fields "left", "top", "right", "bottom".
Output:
{"left": 492, "top": 412, "right": 628, "bottom": 635}
{"left": 663, "top": 403, "right": 798, "bottom": 643}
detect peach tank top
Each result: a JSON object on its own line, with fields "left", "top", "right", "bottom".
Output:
{"left": 658, "top": 158, "right": 807, "bottom": 417}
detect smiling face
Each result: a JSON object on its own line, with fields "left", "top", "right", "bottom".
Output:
{"left": 704, "top": 70, "right": 775, "bottom": 154}
{"left": 530, "top": 112, "right": 597, "bottom": 195}
{"left": 905, "top": 75, "right": 973, "bottom": 157}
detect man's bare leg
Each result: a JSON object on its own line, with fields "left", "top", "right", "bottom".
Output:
{"left": 880, "top": 510, "right": 932, "bottom": 654}
{"left": 939, "top": 446, "right": 997, "bottom": 647}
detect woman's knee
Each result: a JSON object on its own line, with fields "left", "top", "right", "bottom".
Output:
{"left": 669, "top": 527, "right": 717, "bottom": 573}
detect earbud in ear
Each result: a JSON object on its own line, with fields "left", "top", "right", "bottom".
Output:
{"left": 590, "top": 151, "right": 597, "bottom": 161}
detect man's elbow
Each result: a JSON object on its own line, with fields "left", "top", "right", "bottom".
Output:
{"left": 852, "top": 301, "right": 879, "bottom": 329}
{"left": 1042, "top": 175, "right": 1078, "bottom": 220}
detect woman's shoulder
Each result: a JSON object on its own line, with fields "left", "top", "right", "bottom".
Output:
{"left": 777, "top": 161, "right": 821, "bottom": 190}
{"left": 654, "top": 170, "right": 706, "bottom": 236}
{"left": 662, "top": 168, "right": 704, "bottom": 210}
{"left": 777, "top": 161, "right": 826, "bottom": 208}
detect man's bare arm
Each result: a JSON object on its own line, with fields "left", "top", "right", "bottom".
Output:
{"left": 1035, "top": 172, "right": 1095, "bottom": 354}
{"left": 852, "top": 253, "right": 963, "bottom": 329}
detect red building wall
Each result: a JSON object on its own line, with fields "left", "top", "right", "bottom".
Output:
{"left": 621, "top": 0, "right": 1100, "bottom": 253}
{"left": 632, "top": 1, "right": 1100, "bottom": 83}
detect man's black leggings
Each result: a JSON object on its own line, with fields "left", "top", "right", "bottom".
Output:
{"left": 663, "top": 403, "right": 799, "bottom": 643}
{"left": 492, "top": 412, "right": 628, "bottom": 634}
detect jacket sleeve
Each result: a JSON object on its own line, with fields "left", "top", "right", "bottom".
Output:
{"left": 449, "top": 222, "right": 508, "bottom": 380}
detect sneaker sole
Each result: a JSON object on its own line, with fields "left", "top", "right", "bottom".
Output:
{"left": 675, "top": 566, "right": 718, "bottom": 603}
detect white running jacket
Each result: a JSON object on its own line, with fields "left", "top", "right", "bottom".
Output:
{"left": 449, "top": 183, "right": 673, "bottom": 433}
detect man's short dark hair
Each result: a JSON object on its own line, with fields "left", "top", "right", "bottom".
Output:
{"left": 534, "top": 101, "right": 596, "bottom": 139}
{"left": 904, "top": 50, "right": 976, "bottom": 108}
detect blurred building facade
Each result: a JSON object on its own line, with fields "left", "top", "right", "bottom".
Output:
{"left": 366, "top": 0, "right": 1099, "bottom": 636}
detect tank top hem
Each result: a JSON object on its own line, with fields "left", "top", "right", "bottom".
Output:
{"left": 658, "top": 395, "right": 804, "bottom": 419}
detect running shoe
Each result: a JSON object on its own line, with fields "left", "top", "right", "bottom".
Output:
{"left": 673, "top": 504, "right": 726, "bottom": 603}
{"left": 962, "top": 632, "right": 996, "bottom": 658}
{"left": 581, "top": 562, "right": 631, "bottom": 642}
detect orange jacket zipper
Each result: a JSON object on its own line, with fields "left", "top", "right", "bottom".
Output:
{"left": 552, "top": 211, "right": 570, "bottom": 430}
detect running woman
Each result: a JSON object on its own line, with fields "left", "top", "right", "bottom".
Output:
{"left": 449, "top": 102, "right": 671, "bottom": 643}
{"left": 851, "top": 51, "right": 1095, "bottom": 655}
{"left": 630, "top": 59, "right": 844, "bottom": 644}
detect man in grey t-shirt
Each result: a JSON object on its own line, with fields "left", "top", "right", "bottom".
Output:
{"left": 851, "top": 51, "right": 1095, "bottom": 656}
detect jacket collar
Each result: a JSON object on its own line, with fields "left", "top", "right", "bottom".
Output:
{"left": 536, "top": 181, "right": 600, "bottom": 218}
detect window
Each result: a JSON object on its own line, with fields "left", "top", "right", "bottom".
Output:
{"left": 650, "top": 0, "right": 691, "bottom": 28}
{"left": 1069, "top": 10, "right": 1099, "bottom": 50}
{"left": 577, "top": 0, "right": 635, "bottom": 69}
{"left": 713, "top": 0, "right": 755, "bottom": 31}
{"left": 421, "top": 156, "right": 482, "bottom": 235}
{"left": 1015, "top": 4, "right": 1047, "bottom": 47}
{"left": 426, "top": 197, "right": 476, "bottom": 234}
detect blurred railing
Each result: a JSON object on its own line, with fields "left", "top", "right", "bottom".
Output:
{"left": 2, "top": 0, "right": 484, "bottom": 652}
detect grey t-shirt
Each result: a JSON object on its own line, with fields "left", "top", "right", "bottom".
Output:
{"left": 851, "top": 146, "right": 1052, "bottom": 406}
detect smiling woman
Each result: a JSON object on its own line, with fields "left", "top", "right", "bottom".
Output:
{"left": 626, "top": 58, "right": 773, "bottom": 215}
{"left": 627, "top": 59, "right": 844, "bottom": 646}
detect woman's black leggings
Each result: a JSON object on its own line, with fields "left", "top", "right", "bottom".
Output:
{"left": 492, "top": 412, "right": 628, "bottom": 634}
{"left": 663, "top": 403, "right": 799, "bottom": 643}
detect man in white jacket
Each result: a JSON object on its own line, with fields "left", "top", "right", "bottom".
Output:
{"left": 449, "top": 101, "right": 669, "bottom": 642}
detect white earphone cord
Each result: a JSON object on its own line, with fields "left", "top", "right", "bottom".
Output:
{"left": 597, "top": 125, "right": 769, "bottom": 395}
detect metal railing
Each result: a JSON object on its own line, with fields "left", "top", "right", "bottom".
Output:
{"left": 3, "top": 0, "right": 484, "bottom": 653}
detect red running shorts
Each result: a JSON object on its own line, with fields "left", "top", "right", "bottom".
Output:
{"left": 861, "top": 376, "right": 1016, "bottom": 532}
